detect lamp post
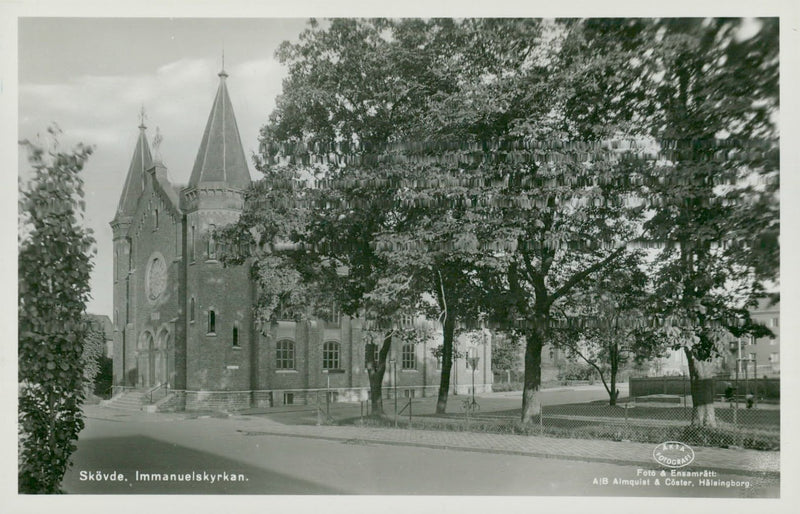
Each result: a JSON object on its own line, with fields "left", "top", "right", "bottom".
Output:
{"left": 467, "top": 347, "right": 480, "bottom": 407}
{"left": 389, "top": 357, "right": 397, "bottom": 427}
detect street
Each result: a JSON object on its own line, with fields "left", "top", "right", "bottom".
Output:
{"left": 60, "top": 403, "right": 778, "bottom": 497}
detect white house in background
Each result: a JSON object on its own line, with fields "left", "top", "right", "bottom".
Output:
{"left": 647, "top": 298, "right": 779, "bottom": 378}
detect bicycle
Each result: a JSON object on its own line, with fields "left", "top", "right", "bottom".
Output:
{"left": 462, "top": 397, "right": 480, "bottom": 415}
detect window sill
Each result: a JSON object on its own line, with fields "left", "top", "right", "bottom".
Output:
{"left": 322, "top": 369, "right": 345, "bottom": 374}
{"left": 206, "top": 332, "right": 217, "bottom": 337}
{"left": 232, "top": 345, "right": 241, "bottom": 350}
{"left": 401, "top": 369, "right": 418, "bottom": 373}
{"left": 275, "top": 369, "right": 298, "bottom": 374}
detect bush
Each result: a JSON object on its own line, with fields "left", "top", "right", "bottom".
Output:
{"left": 347, "top": 415, "right": 779, "bottom": 451}
{"left": 491, "top": 382, "right": 524, "bottom": 392}
{"left": 557, "top": 361, "right": 597, "bottom": 382}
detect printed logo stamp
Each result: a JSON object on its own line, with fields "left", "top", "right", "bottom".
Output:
{"left": 653, "top": 441, "right": 695, "bottom": 468}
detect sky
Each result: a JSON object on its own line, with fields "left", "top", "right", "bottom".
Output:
{"left": 18, "top": 17, "right": 311, "bottom": 316}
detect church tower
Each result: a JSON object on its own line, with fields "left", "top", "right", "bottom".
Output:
{"left": 110, "top": 118, "right": 152, "bottom": 386}
{"left": 181, "top": 67, "right": 255, "bottom": 404}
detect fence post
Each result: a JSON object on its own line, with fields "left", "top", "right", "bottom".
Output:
{"left": 753, "top": 363, "right": 758, "bottom": 408}
{"left": 539, "top": 408, "right": 543, "bottom": 434}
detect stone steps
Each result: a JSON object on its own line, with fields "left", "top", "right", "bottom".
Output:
{"left": 102, "top": 391, "right": 148, "bottom": 412}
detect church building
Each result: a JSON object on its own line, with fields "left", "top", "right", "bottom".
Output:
{"left": 109, "top": 68, "right": 492, "bottom": 411}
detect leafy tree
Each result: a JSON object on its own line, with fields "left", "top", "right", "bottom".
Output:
{"left": 81, "top": 316, "right": 107, "bottom": 396}
{"left": 261, "top": 18, "right": 649, "bottom": 422}
{"left": 491, "top": 332, "right": 522, "bottom": 374}
{"left": 551, "top": 252, "right": 666, "bottom": 405}
{"left": 598, "top": 18, "right": 780, "bottom": 426}
{"left": 255, "top": 18, "right": 495, "bottom": 414}
{"left": 18, "top": 129, "right": 95, "bottom": 493}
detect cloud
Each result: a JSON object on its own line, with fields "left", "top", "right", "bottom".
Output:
{"left": 19, "top": 56, "right": 282, "bottom": 315}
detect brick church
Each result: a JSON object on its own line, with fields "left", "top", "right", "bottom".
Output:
{"left": 109, "top": 68, "right": 492, "bottom": 411}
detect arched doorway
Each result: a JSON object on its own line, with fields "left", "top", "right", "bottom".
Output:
{"left": 156, "top": 328, "right": 170, "bottom": 386}
{"left": 136, "top": 331, "right": 154, "bottom": 388}
{"left": 147, "top": 332, "right": 155, "bottom": 387}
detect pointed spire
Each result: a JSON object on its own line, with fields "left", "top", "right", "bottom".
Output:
{"left": 188, "top": 68, "right": 250, "bottom": 189}
{"left": 116, "top": 117, "right": 153, "bottom": 217}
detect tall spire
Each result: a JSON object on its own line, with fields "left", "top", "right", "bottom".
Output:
{"left": 188, "top": 68, "right": 249, "bottom": 188}
{"left": 116, "top": 117, "right": 153, "bottom": 218}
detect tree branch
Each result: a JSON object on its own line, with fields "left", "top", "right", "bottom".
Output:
{"left": 551, "top": 246, "right": 626, "bottom": 302}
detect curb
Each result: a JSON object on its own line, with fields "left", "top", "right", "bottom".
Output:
{"left": 238, "top": 429, "right": 780, "bottom": 479}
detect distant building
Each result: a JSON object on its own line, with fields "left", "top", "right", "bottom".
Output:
{"left": 647, "top": 298, "right": 779, "bottom": 378}
{"left": 729, "top": 299, "right": 780, "bottom": 378}
{"left": 109, "top": 68, "right": 492, "bottom": 411}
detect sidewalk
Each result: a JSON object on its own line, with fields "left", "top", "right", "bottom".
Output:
{"left": 231, "top": 413, "right": 779, "bottom": 477}
{"left": 87, "top": 404, "right": 779, "bottom": 478}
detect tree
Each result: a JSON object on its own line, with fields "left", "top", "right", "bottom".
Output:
{"left": 552, "top": 252, "right": 665, "bottom": 405}
{"left": 81, "top": 315, "right": 107, "bottom": 396}
{"left": 612, "top": 18, "right": 780, "bottom": 426}
{"left": 18, "top": 129, "right": 95, "bottom": 493}
{"left": 491, "top": 332, "right": 523, "bottom": 375}
{"left": 260, "top": 18, "right": 652, "bottom": 422}
{"left": 256, "top": 18, "right": 496, "bottom": 414}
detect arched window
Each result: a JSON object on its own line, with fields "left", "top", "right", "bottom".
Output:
{"left": 208, "top": 310, "right": 216, "bottom": 334}
{"left": 323, "top": 341, "right": 340, "bottom": 370}
{"left": 232, "top": 322, "right": 239, "bottom": 347}
{"left": 276, "top": 340, "right": 295, "bottom": 369}
{"left": 402, "top": 343, "right": 416, "bottom": 370}
{"left": 189, "top": 298, "right": 195, "bottom": 323}
{"left": 154, "top": 208, "right": 159, "bottom": 229}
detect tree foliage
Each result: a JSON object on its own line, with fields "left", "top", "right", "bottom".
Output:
{"left": 552, "top": 252, "right": 666, "bottom": 405}
{"left": 226, "top": 18, "right": 778, "bottom": 425}
{"left": 18, "top": 129, "right": 95, "bottom": 493}
{"left": 81, "top": 316, "right": 107, "bottom": 394}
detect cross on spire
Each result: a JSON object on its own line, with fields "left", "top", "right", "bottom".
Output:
{"left": 219, "top": 48, "right": 228, "bottom": 78}
{"left": 138, "top": 105, "right": 147, "bottom": 130}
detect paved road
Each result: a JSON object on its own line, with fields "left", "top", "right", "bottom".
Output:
{"left": 61, "top": 407, "right": 777, "bottom": 497}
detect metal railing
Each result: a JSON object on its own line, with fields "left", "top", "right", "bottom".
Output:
{"left": 146, "top": 383, "right": 169, "bottom": 404}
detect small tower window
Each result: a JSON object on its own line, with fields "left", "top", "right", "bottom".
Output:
{"left": 207, "top": 224, "right": 216, "bottom": 260}
{"left": 189, "top": 298, "right": 195, "bottom": 323}
{"left": 190, "top": 226, "right": 196, "bottom": 262}
{"left": 232, "top": 322, "right": 240, "bottom": 347}
{"left": 154, "top": 208, "right": 159, "bottom": 230}
{"left": 208, "top": 310, "right": 216, "bottom": 334}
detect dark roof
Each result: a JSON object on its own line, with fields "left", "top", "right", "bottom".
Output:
{"left": 188, "top": 71, "right": 251, "bottom": 189}
{"left": 115, "top": 126, "right": 152, "bottom": 218}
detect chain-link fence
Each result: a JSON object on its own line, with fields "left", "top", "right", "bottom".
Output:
{"left": 228, "top": 380, "right": 778, "bottom": 451}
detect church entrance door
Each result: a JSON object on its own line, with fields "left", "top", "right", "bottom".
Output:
{"left": 147, "top": 334, "right": 155, "bottom": 388}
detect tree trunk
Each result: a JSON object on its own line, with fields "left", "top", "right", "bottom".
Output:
{"left": 609, "top": 342, "right": 618, "bottom": 406}
{"left": 366, "top": 331, "right": 393, "bottom": 416}
{"left": 685, "top": 347, "right": 717, "bottom": 427}
{"left": 521, "top": 328, "right": 544, "bottom": 424}
{"left": 436, "top": 309, "right": 456, "bottom": 414}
